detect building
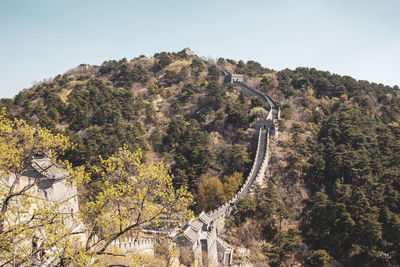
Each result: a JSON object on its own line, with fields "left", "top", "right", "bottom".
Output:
{"left": 230, "top": 73, "right": 244, "bottom": 84}
{"left": 175, "top": 211, "right": 234, "bottom": 266}
{"left": 182, "top": 47, "right": 196, "bottom": 56}
{"left": 175, "top": 212, "right": 218, "bottom": 265}
{"left": 30, "top": 158, "right": 79, "bottom": 216}
{"left": 2, "top": 157, "right": 80, "bottom": 265}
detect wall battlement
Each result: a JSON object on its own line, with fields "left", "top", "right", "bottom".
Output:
{"left": 111, "top": 238, "right": 155, "bottom": 253}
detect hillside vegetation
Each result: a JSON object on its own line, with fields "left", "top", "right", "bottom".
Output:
{"left": 1, "top": 49, "right": 400, "bottom": 266}
{"left": 1, "top": 50, "right": 262, "bottom": 212}
{"left": 225, "top": 65, "right": 400, "bottom": 267}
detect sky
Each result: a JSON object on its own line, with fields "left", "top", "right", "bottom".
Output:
{"left": 0, "top": 0, "right": 399, "bottom": 98}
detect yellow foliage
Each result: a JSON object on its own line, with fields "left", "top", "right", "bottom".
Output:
{"left": 154, "top": 236, "right": 178, "bottom": 267}
{"left": 224, "top": 64, "right": 233, "bottom": 72}
{"left": 303, "top": 86, "right": 318, "bottom": 108}
{"left": 222, "top": 172, "right": 243, "bottom": 198}
{"left": 197, "top": 173, "right": 242, "bottom": 212}
{"left": 197, "top": 177, "right": 226, "bottom": 211}
{"left": 0, "top": 110, "right": 194, "bottom": 266}
{"left": 197, "top": 70, "right": 208, "bottom": 79}
{"left": 340, "top": 93, "right": 348, "bottom": 102}
{"left": 0, "top": 107, "right": 71, "bottom": 176}
{"left": 304, "top": 108, "right": 312, "bottom": 116}
{"left": 305, "top": 86, "right": 314, "bottom": 96}
{"left": 75, "top": 146, "right": 193, "bottom": 262}
{"left": 148, "top": 57, "right": 156, "bottom": 65}
{"left": 0, "top": 108, "right": 79, "bottom": 266}
{"left": 262, "top": 73, "right": 275, "bottom": 78}
{"left": 165, "top": 59, "right": 192, "bottom": 72}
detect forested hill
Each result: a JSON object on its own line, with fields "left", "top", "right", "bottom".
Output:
{"left": 2, "top": 49, "right": 400, "bottom": 266}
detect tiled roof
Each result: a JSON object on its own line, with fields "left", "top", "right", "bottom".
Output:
{"left": 31, "top": 158, "right": 67, "bottom": 180}
{"left": 183, "top": 226, "right": 199, "bottom": 243}
{"left": 199, "top": 211, "right": 212, "bottom": 225}
{"left": 190, "top": 220, "right": 203, "bottom": 232}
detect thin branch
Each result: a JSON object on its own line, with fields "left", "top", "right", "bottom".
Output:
{"left": 99, "top": 252, "right": 127, "bottom": 257}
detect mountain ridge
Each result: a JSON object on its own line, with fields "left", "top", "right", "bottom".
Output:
{"left": 1, "top": 49, "right": 400, "bottom": 266}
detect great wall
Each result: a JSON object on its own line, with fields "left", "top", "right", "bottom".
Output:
{"left": 113, "top": 71, "right": 280, "bottom": 266}
{"left": 170, "top": 71, "right": 280, "bottom": 266}
{"left": 13, "top": 69, "right": 280, "bottom": 266}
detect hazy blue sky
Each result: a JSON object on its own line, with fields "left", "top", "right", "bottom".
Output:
{"left": 1, "top": 0, "right": 399, "bottom": 98}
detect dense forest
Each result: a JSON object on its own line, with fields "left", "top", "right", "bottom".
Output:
{"left": 1, "top": 49, "right": 399, "bottom": 266}
{"left": 225, "top": 65, "right": 400, "bottom": 266}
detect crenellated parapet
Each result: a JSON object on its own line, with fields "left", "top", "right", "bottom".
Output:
{"left": 111, "top": 237, "right": 155, "bottom": 254}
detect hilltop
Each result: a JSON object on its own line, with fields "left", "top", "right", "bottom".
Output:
{"left": 1, "top": 48, "right": 400, "bottom": 266}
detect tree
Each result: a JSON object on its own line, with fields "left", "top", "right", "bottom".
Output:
{"left": 73, "top": 146, "right": 193, "bottom": 264}
{"left": 153, "top": 52, "right": 172, "bottom": 71}
{"left": 207, "top": 65, "right": 221, "bottom": 82}
{"left": 178, "top": 246, "right": 194, "bottom": 266}
{"left": 204, "top": 82, "right": 226, "bottom": 111}
{"left": 226, "top": 144, "right": 250, "bottom": 173}
{"left": 197, "top": 177, "right": 226, "bottom": 211}
{"left": 190, "top": 59, "right": 205, "bottom": 78}
{"left": 262, "top": 228, "right": 302, "bottom": 267}
{"left": 222, "top": 172, "right": 243, "bottom": 198}
{"left": 165, "top": 118, "right": 215, "bottom": 191}
{"left": 251, "top": 97, "right": 264, "bottom": 108}
{"left": 226, "top": 103, "right": 248, "bottom": 129}
{"left": 235, "top": 198, "right": 257, "bottom": 224}
{"left": 306, "top": 250, "right": 331, "bottom": 267}
{"left": 154, "top": 236, "right": 178, "bottom": 267}
{"left": 0, "top": 108, "right": 75, "bottom": 266}
{"left": 0, "top": 110, "right": 194, "bottom": 265}
{"left": 260, "top": 76, "right": 279, "bottom": 92}
{"left": 280, "top": 104, "right": 293, "bottom": 120}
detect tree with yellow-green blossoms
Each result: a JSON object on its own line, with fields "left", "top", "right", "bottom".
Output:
{"left": 0, "top": 109, "right": 193, "bottom": 266}
{"left": 0, "top": 108, "right": 76, "bottom": 266}
{"left": 72, "top": 146, "right": 193, "bottom": 265}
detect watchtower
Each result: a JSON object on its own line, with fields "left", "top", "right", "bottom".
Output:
{"left": 256, "top": 120, "right": 274, "bottom": 131}
{"left": 230, "top": 73, "right": 244, "bottom": 84}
